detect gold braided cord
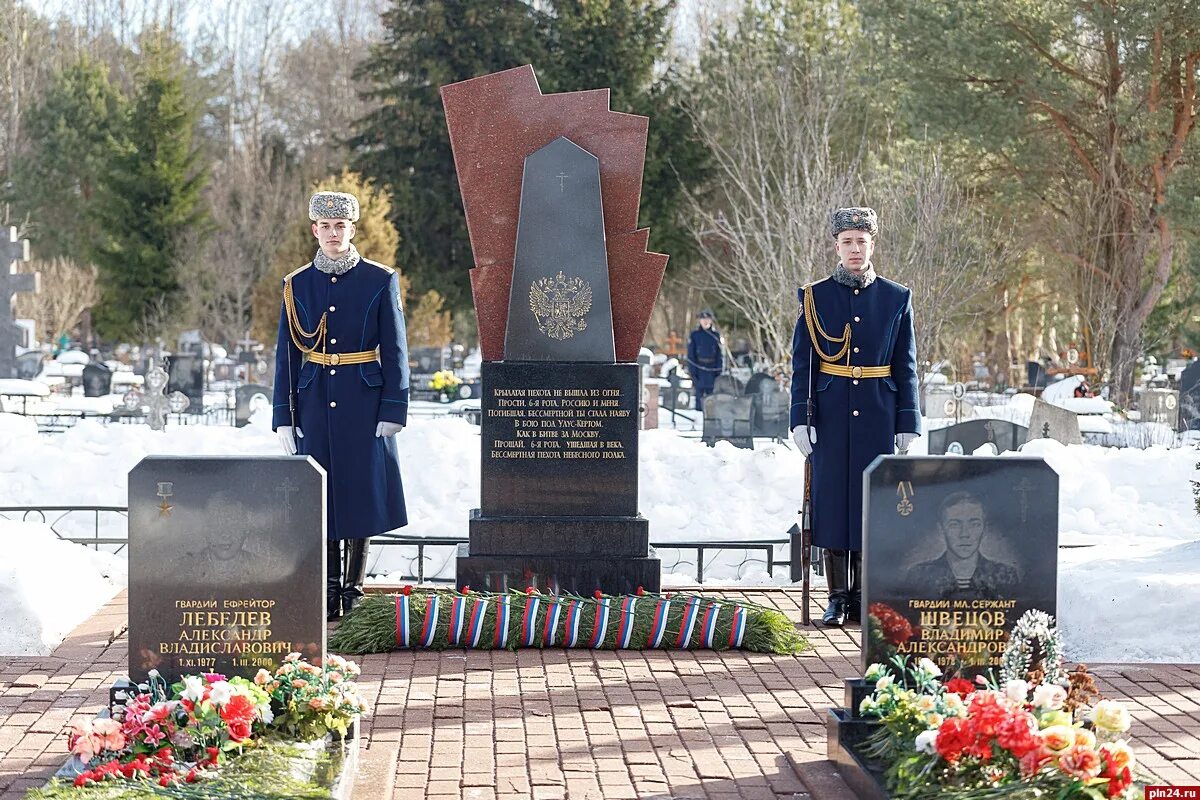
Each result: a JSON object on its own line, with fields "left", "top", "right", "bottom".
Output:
{"left": 803, "top": 284, "right": 852, "bottom": 364}
{"left": 283, "top": 278, "right": 328, "bottom": 356}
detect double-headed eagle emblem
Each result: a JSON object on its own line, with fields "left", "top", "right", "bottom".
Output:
{"left": 529, "top": 271, "right": 592, "bottom": 341}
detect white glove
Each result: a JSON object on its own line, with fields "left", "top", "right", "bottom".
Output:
{"left": 376, "top": 421, "right": 404, "bottom": 438}
{"left": 278, "top": 425, "right": 303, "bottom": 455}
{"left": 895, "top": 432, "right": 918, "bottom": 453}
{"left": 791, "top": 425, "right": 815, "bottom": 456}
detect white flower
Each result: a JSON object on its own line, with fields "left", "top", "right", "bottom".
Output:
{"left": 207, "top": 680, "right": 233, "bottom": 707}
{"left": 257, "top": 702, "right": 274, "bottom": 724}
{"left": 1032, "top": 683, "right": 1067, "bottom": 711}
{"left": 859, "top": 697, "right": 877, "bottom": 715}
{"left": 1004, "top": 679, "right": 1030, "bottom": 704}
{"left": 915, "top": 729, "right": 938, "bottom": 754}
{"left": 864, "top": 663, "right": 887, "bottom": 681}
{"left": 180, "top": 676, "right": 206, "bottom": 704}
{"left": 917, "top": 658, "right": 942, "bottom": 678}
{"left": 876, "top": 675, "right": 894, "bottom": 690}
{"left": 1088, "top": 700, "right": 1132, "bottom": 734}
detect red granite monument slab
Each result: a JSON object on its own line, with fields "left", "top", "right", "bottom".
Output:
{"left": 441, "top": 65, "right": 668, "bottom": 361}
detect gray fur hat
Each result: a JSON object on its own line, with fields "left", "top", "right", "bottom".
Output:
{"left": 309, "top": 191, "right": 360, "bottom": 222}
{"left": 831, "top": 207, "right": 878, "bottom": 238}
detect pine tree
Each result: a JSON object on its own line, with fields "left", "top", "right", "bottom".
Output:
{"left": 90, "top": 32, "right": 209, "bottom": 342}
{"left": 350, "top": 0, "right": 544, "bottom": 312}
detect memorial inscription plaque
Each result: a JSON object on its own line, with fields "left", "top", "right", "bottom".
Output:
{"left": 127, "top": 456, "right": 326, "bottom": 684}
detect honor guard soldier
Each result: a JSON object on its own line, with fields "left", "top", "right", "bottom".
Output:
{"left": 790, "top": 207, "right": 921, "bottom": 627}
{"left": 687, "top": 308, "right": 724, "bottom": 410}
{"left": 273, "top": 191, "right": 411, "bottom": 621}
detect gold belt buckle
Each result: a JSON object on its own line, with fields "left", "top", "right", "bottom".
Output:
{"left": 851, "top": 365, "right": 863, "bottom": 379}
{"left": 329, "top": 353, "right": 341, "bottom": 366}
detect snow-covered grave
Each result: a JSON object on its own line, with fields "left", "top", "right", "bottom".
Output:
{"left": 1, "top": 395, "right": 1197, "bottom": 663}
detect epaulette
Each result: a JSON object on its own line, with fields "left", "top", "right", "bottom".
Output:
{"left": 803, "top": 276, "right": 831, "bottom": 290}
{"left": 284, "top": 263, "right": 312, "bottom": 282}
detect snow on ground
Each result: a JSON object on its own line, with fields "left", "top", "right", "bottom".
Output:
{"left": 1, "top": 404, "right": 1198, "bottom": 662}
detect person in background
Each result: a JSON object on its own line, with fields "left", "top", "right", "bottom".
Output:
{"left": 687, "top": 309, "right": 723, "bottom": 411}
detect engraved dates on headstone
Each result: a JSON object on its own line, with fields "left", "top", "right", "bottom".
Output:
{"left": 127, "top": 456, "right": 327, "bottom": 684}
{"left": 862, "top": 456, "right": 1058, "bottom": 679}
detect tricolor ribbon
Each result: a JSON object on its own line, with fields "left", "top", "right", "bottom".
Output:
{"left": 395, "top": 593, "right": 411, "bottom": 648}
{"left": 699, "top": 602, "right": 722, "bottom": 648}
{"left": 466, "top": 597, "right": 490, "bottom": 648}
{"left": 494, "top": 595, "right": 511, "bottom": 648}
{"left": 647, "top": 597, "right": 672, "bottom": 648}
{"left": 420, "top": 595, "right": 440, "bottom": 648}
{"left": 522, "top": 595, "right": 542, "bottom": 646}
{"left": 728, "top": 605, "right": 747, "bottom": 649}
{"left": 589, "top": 598, "right": 611, "bottom": 649}
{"left": 616, "top": 597, "right": 638, "bottom": 649}
{"left": 564, "top": 600, "right": 582, "bottom": 648}
{"left": 449, "top": 595, "right": 468, "bottom": 645}
{"left": 675, "top": 596, "right": 701, "bottom": 648}
{"left": 543, "top": 601, "right": 562, "bottom": 647}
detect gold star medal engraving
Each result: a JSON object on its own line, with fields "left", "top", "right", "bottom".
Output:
{"left": 529, "top": 271, "right": 592, "bottom": 341}
{"left": 157, "top": 481, "right": 174, "bottom": 517}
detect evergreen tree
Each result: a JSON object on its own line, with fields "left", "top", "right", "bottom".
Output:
{"left": 90, "top": 32, "right": 209, "bottom": 341}
{"left": 8, "top": 58, "right": 126, "bottom": 261}
{"left": 350, "top": 0, "right": 544, "bottom": 311}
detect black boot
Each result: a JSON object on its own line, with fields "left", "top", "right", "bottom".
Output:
{"left": 846, "top": 550, "right": 862, "bottom": 624}
{"left": 326, "top": 540, "right": 343, "bottom": 622}
{"left": 340, "top": 538, "right": 369, "bottom": 615}
{"left": 822, "top": 549, "right": 850, "bottom": 627}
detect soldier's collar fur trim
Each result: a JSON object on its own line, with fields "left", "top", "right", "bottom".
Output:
{"left": 833, "top": 263, "right": 876, "bottom": 288}
{"left": 313, "top": 243, "right": 360, "bottom": 275}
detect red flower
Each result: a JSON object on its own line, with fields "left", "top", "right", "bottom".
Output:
{"left": 935, "top": 717, "right": 973, "bottom": 762}
{"left": 220, "top": 694, "right": 257, "bottom": 741}
{"left": 1059, "top": 745, "right": 1103, "bottom": 780}
{"left": 868, "top": 603, "right": 914, "bottom": 645}
{"left": 1107, "top": 766, "right": 1132, "bottom": 798}
{"left": 945, "top": 677, "right": 974, "bottom": 698}
{"left": 1019, "top": 747, "right": 1054, "bottom": 778}
{"left": 227, "top": 718, "right": 252, "bottom": 741}
{"left": 636, "top": 586, "right": 646, "bottom": 596}
{"left": 967, "top": 692, "right": 1009, "bottom": 738}
{"left": 402, "top": 585, "right": 412, "bottom": 596}
{"left": 593, "top": 589, "right": 603, "bottom": 600}
{"left": 462, "top": 585, "right": 471, "bottom": 594}
{"left": 996, "top": 712, "right": 1040, "bottom": 758}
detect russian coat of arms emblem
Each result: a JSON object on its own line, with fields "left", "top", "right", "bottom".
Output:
{"left": 529, "top": 271, "right": 592, "bottom": 341}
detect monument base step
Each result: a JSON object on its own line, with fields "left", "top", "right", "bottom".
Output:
{"left": 455, "top": 543, "right": 661, "bottom": 594}
{"left": 468, "top": 508, "right": 648, "bottom": 556}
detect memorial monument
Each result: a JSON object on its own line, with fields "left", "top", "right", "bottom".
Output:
{"left": 2, "top": 226, "right": 36, "bottom": 379}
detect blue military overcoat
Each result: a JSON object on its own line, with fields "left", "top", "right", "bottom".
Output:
{"left": 687, "top": 327, "right": 723, "bottom": 392}
{"left": 790, "top": 274, "right": 920, "bottom": 551}
{"left": 272, "top": 257, "right": 410, "bottom": 540}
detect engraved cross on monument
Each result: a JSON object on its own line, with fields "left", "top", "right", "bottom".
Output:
{"left": 1, "top": 227, "right": 37, "bottom": 379}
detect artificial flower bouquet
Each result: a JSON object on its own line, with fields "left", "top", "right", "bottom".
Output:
{"left": 856, "top": 610, "right": 1141, "bottom": 800}
{"left": 428, "top": 370, "right": 462, "bottom": 401}
{"left": 40, "top": 654, "right": 368, "bottom": 796}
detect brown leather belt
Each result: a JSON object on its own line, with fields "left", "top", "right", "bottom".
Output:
{"left": 819, "top": 363, "right": 891, "bottom": 379}
{"left": 305, "top": 349, "right": 379, "bottom": 366}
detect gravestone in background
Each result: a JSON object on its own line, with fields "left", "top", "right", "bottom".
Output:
{"left": 927, "top": 419, "right": 1028, "bottom": 456}
{"left": 702, "top": 393, "right": 754, "bottom": 449}
{"left": 1179, "top": 361, "right": 1200, "bottom": 433}
{"left": 166, "top": 354, "right": 204, "bottom": 413}
{"left": 1, "top": 227, "right": 36, "bottom": 379}
{"left": 753, "top": 384, "right": 790, "bottom": 439}
{"left": 234, "top": 384, "right": 272, "bottom": 428}
{"left": 127, "top": 456, "right": 326, "bottom": 684}
{"left": 1138, "top": 388, "right": 1179, "bottom": 426}
{"left": 82, "top": 362, "right": 113, "bottom": 397}
{"left": 861, "top": 455, "right": 1058, "bottom": 678}
{"left": 1027, "top": 398, "right": 1082, "bottom": 445}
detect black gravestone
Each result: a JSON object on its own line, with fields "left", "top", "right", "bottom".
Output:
{"left": 504, "top": 137, "right": 615, "bottom": 362}
{"left": 1179, "top": 360, "right": 1200, "bottom": 432}
{"left": 166, "top": 354, "right": 204, "bottom": 413}
{"left": 16, "top": 351, "right": 42, "bottom": 381}
{"left": 862, "top": 455, "right": 1057, "bottom": 679}
{"left": 753, "top": 385, "right": 790, "bottom": 439}
{"left": 82, "top": 362, "right": 113, "bottom": 397}
{"left": 127, "top": 456, "right": 326, "bottom": 684}
{"left": 234, "top": 384, "right": 272, "bottom": 428}
{"left": 927, "top": 419, "right": 1028, "bottom": 456}
{"left": 702, "top": 393, "right": 754, "bottom": 449}
{"left": 1026, "top": 360, "right": 1048, "bottom": 389}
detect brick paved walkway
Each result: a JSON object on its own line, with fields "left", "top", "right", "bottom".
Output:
{"left": 1, "top": 590, "right": 1198, "bottom": 799}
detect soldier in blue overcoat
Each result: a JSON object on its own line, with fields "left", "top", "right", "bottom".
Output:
{"left": 273, "top": 191, "right": 410, "bottom": 620}
{"left": 687, "top": 309, "right": 723, "bottom": 410}
{"left": 790, "top": 208, "right": 921, "bottom": 627}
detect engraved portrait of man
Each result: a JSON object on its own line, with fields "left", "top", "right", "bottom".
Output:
{"left": 906, "top": 490, "right": 1019, "bottom": 599}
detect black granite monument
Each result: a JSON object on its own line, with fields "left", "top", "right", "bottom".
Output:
{"left": 127, "top": 456, "right": 326, "bottom": 684}
{"left": 166, "top": 353, "right": 204, "bottom": 413}
{"left": 456, "top": 136, "right": 660, "bottom": 594}
{"left": 2, "top": 227, "right": 36, "bottom": 379}
{"left": 1179, "top": 360, "right": 1200, "bottom": 432}
{"left": 927, "top": 418, "right": 1028, "bottom": 456}
{"left": 82, "top": 362, "right": 113, "bottom": 397}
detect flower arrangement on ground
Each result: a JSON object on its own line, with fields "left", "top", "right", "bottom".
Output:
{"left": 329, "top": 585, "right": 807, "bottom": 655}
{"left": 428, "top": 370, "right": 461, "bottom": 401}
{"left": 857, "top": 610, "right": 1141, "bottom": 800}
{"left": 32, "top": 654, "right": 368, "bottom": 798}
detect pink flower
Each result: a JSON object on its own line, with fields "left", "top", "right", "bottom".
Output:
{"left": 92, "top": 718, "right": 126, "bottom": 752}
{"left": 1058, "top": 745, "right": 1103, "bottom": 780}
{"left": 68, "top": 724, "right": 98, "bottom": 761}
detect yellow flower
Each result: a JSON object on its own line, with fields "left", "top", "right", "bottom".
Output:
{"left": 1074, "top": 729, "right": 1096, "bottom": 749}
{"left": 1040, "top": 725, "right": 1076, "bottom": 752}
{"left": 925, "top": 712, "right": 944, "bottom": 727}
{"left": 1088, "top": 700, "right": 1132, "bottom": 734}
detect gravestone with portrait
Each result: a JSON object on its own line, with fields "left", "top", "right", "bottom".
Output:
{"left": 927, "top": 418, "right": 1028, "bottom": 456}
{"left": 1179, "top": 360, "right": 1200, "bottom": 432}
{"left": 828, "top": 455, "right": 1059, "bottom": 798}
{"left": 443, "top": 66, "right": 668, "bottom": 593}
{"left": 166, "top": 353, "right": 204, "bottom": 413}
{"left": 1027, "top": 397, "right": 1082, "bottom": 445}
{"left": 1138, "top": 388, "right": 1179, "bottom": 427}
{"left": 127, "top": 456, "right": 327, "bottom": 685}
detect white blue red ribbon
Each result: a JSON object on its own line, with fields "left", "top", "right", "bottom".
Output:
{"left": 675, "top": 596, "right": 701, "bottom": 648}
{"left": 564, "top": 600, "right": 582, "bottom": 648}
{"left": 494, "top": 595, "right": 511, "bottom": 648}
{"left": 420, "top": 595, "right": 440, "bottom": 648}
{"left": 699, "top": 602, "right": 721, "bottom": 648}
{"left": 647, "top": 597, "right": 671, "bottom": 648}
{"left": 728, "top": 605, "right": 747, "bottom": 648}
{"left": 449, "top": 595, "right": 467, "bottom": 645}
{"left": 616, "top": 596, "right": 638, "bottom": 649}
{"left": 589, "top": 598, "right": 611, "bottom": 649}
{"left": 395, "top": 594, "right": 411, "bottom": 648}
{"left": 466, "top": 597, "right": 489, "bottom": 648}
{"left": 543, "top": 601, "right": 562, "bottom": 647}
{"left": 522, "top": 595, "right": 541, "bottom": 646}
